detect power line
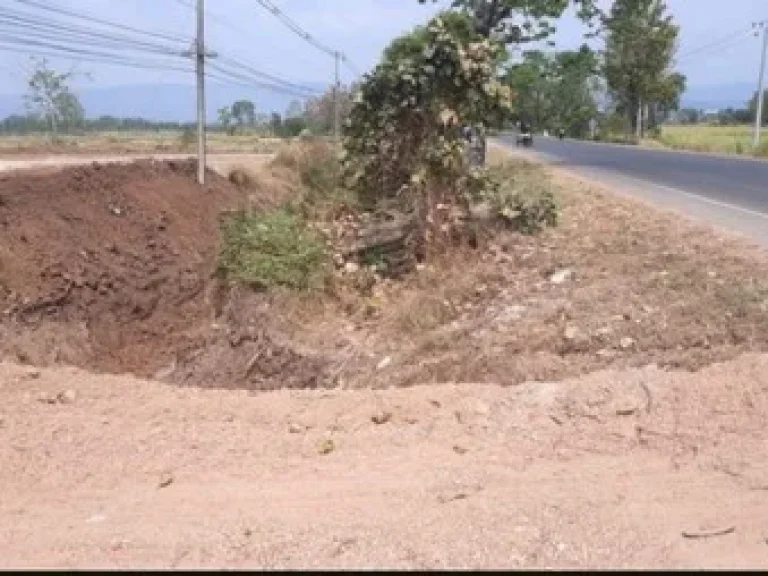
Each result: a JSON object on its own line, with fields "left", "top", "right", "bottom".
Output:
{"left": 0, "top": 41, "right": 192, "bottom": 73}
{"left": 171, "top": 0, "right": 254, "bottom": 41}
{"left": 207, "top": 62, "right": 319, "bottom": 98}
{"left": 216, "top": 56, "right": 319, "bottom": 96}
{"left": 676, "top": 25, "right": 755, "bottom": 62}
{"left": 253, "top": 0, "right": 338, "bottom": 58}
{"left": 0, "top": 12, "right": 185, "bottom": 57}
{"left": 11, "top": 0, "right": 190, "bottom": 44}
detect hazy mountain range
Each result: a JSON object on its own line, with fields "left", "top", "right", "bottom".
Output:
{"left": 0, "top": 82, "right": 329, "bottom": 123}
{"left": 0, "top": 81, "right": 758, "bottom": 122}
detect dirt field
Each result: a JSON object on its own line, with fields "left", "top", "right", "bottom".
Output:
{"left": 2, "top": 356, "right": 768, "bottom": 569}
{"left": 1, "top": 149, "right": 768, "bottom": 568}
{"left": 0, "top": 131, "right": 284, "bottom": 156}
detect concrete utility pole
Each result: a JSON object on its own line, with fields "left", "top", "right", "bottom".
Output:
{"left": 182, "top": 0, "right": 217, "bottom": 184}
{"left": 196, "top": 0, "right": 207, "bottom": 185}
{"left": 753, "top": 21, "right": 768, "bottom": 148}
{"left": 333, "top": 51, "right": 341, "bottom": 143}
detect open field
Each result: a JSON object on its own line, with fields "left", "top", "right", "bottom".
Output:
{"left": 2, "top": 146, "right": 768, "bottom": 567}
{"left": 0, "top": 130, "right": 288, "bottom": 156}
{"left": 654, "top": 124, "right": 768, "bottom": 157}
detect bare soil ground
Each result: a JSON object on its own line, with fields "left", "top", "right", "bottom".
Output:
{"left": 0, "top": 132, "right": 283, "bottom": 156}
{"left": 1, "top": 147, "right": 768, "bottom": 568}
{"left": 2, "top": 356, "right": 768, "bottom": 569}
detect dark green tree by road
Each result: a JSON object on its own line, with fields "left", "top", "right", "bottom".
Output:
{"left": 502, "top": 46, "right": 599, "bottom": 136}
{"left": 231, "top": 99, "right": 256, "bottom": 128}
{"left": 603, "top": 0, "right": 686, "bottom": 137}
{"left": 417, "top": 0, "right": 600, "bottom": 43}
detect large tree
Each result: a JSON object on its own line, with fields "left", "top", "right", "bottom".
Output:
{"left": 503, "top": 45, "right": 599, "bottom": 135}
{"left": 418, "top": 0, "right": 600, "bottom": 43}
{"left": 24, "top": 58, "right": 85, "bottom": 136}
{"left": 231, "top": 99, "right": 256, "bottom": 128}
{"left": 304, "top": 86, "right": 354, "bottom": 135}
{"left": 603, "top": 0, "right": 685, "bottom": 137}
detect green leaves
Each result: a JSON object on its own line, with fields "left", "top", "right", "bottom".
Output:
{"left": 24, "top": 57, "right": 85, "bottom": 135}
{"left": 342, "top": 13, "right": 513, "bottom": 210}
{"left": 417, "top": 0, "right": 601, "bottom": 43}
{"left": 603, "top": 0, "right": 685, "bottom": 134}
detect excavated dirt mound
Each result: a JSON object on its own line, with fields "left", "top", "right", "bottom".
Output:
{"left": 0, "top": 160, "right": 327, "bottom": 389}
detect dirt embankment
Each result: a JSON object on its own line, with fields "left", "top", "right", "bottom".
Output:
{"left": 0, "top": 161, "right": 239, "bottom": 377}
{"left": 3, "top": 150, "right": 768, "bottom": 568}
{"left": 4, "top": 151, "right": 768, "bottom": 394}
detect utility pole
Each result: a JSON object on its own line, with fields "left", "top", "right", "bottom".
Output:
{"left": 333, "top": 51, "right": 341, "bottom": 142}
{"left": 196, "top": 0, "right": 207, "bottom": 185}
{"left": 753, "top": 21, "right": 768, "bottom": 148}
{"left": 182, "top": 0, "right": 217, "bottom": 184}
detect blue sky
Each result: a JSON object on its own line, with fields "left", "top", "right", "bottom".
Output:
{"left": 0, "top": 0, "right": 765, "bottom": 98}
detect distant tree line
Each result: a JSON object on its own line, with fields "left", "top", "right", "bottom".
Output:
{"left": 1, "top": 56, "right": 355, "bottom": 139}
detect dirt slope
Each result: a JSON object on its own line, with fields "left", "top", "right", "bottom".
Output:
{"left": 1, "top": 356, "right": 767, "bottom": 569}
{"left": 0, "top": 160, "right": 246, "bottom": 376}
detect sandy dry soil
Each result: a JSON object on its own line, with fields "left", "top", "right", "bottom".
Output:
{"left": 2, "top": 148, "right": 768, "bottom": 568}
{"left": 2, "top": 356, "right": 768, "bottom": 569}
{"left": 0, "top": 153, "right": 273, "bottom": 175}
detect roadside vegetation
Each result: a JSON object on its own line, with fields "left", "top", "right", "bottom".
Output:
{"left": 649, "top": 124, "right": 768, "bottom": 158}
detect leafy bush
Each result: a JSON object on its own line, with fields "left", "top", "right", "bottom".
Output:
{"left": 273, "top": 141, "right": 355, "bottom": 218}
{"left": 219, "top": 209, "right": 327, "bottom": 290}
{"left": 342, "top": 14, "right": 512, "bottom": 211}
{"left": 483, "top": 161, "right": 559, "bottom": 234}
{"left": 179, "top": 128, "right": 195, "bottom": 149}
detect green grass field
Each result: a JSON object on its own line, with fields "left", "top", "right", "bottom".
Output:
{"left": 655, "top": 124, "right": 768, "bottom": 158}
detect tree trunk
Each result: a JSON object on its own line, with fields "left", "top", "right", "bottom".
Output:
{"left": 635, "top": 98, "right": 642, "bottom": 139}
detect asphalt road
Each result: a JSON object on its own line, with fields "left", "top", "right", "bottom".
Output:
{"left": 497, "top": 134, "right": 768, "bottom": 247}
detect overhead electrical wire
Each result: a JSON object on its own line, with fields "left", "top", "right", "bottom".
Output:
{"left": 253, "top": 0, "right": 365, "bottom": 82}
{"left": 2, "top": 0, "right": 349, "bottom": 98}
{"left": 11, "top": 0, "right": 189, "bottom": 44}
{"left": 253, "top": 0, "right": 337, "bottom": 58}
{"left": 0, "top": 12, "right": 185, "bottom": 57}
{"left": 676, "top": 25, "right": 756, "bottom": 62}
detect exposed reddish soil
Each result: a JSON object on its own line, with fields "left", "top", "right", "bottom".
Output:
{"left": 4, "top": 153, "right": 768, "bottom": 396}
{"left": 0, "top": 160, "right": 244, "bottom": 376}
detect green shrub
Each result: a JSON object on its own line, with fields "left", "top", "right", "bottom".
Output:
{"left": 179, "top": 128, "right": 196, "bottom": 149}
{"left": 754, "top": 140, "right": 768, "bottom": 158}
{"left": 273, "top": 141, "right": 355, "bottom": 218}
{"left": 484, "top": 161, "right": 559, "bottom": 234}
{"left": 219, "top": 209, "right": 327, "bottom": 290}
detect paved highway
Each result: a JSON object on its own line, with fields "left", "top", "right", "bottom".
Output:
{"left": 497, "top": 134, "right": 768, "bottom": 247}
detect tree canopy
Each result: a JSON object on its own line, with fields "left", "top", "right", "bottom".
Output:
{"left": 417, "top": 0, "right": 600, "bottom": 43}
{"left": 603, "top": 0, "right": 685, "bottom": 135}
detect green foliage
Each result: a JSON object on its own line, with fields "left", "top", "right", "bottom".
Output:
{"left": 603, "top": 0, "right": 686, "bottom": 135}
{"left": 481, "top": 162, "right": 559, "bottom": 234}
{"left": 217, "top": 106, "right": 235, "bottom": 135}
{"left": 219, "top": 209, "right": 327, "bottom": 290}
{"left": 417, "top": 0, "right": 600, "bottom": 43}
{"left": 179, "top": 127, "right": 196, "bottom": 148}
{"left": 276, "top": 116, "right": 308, "bottom": 138}
{"left": 342, "top": 14, "right": 513, "bottom": 210}
{"left": 273, "top": 141, "right": 354, "bottom": 219}
{"left": 503, "top": 45, "right": 599, "bottom": 136}
{"left": 232, "top": 100, "right": 256, "bottom": 127}
{"left": 24, "top": 57, "right": 85, "bottom": 135}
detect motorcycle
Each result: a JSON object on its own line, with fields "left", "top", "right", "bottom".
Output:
{"left": 516, "top": 131, "right": 533, "bottom": 147}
